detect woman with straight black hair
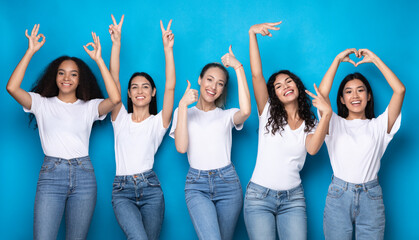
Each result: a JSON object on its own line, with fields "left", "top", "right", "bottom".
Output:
{"left": 107, "top": 15, "right": 176, "bottom": 240}
{"left": 319, "top": 48, "right": 405, "bottom": 240}
{"left": 6, "top": 24, "right": 121, "bottom": 239}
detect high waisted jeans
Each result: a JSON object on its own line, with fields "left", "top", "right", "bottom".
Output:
{"left": 244, "top": 181, "right": 307, "bottom": 240}
{"left": 323, "top": 176, "right": 385, "bottom": 240}
{"left": 112, "top": 170, "right": 164, "bottom": 240}
{"left": 33, "top": 156, "right": 97, "bottom": 240}
{"left": 185, "top": 164, "right": 243, "bottom": 240}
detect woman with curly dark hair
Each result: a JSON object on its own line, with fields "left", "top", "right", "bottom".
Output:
{"left": 6, "top": 24, "right": 120, "bottom": 239}
{"left": 244, "top": 21, "right": 332, "bottom": 240}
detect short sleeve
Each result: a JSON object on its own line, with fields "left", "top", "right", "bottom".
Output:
{"left": 229, "top": 108, "right": 243, "bottom": 131}
{"left": 307, "top": 119, "right": 318, "bottom": 135}
{"left": 318, "top": 109, "right": 338, "bottom": 137}
{"left": 23, "top": 92, "right": 42, "bottom": 114}
{"left": 111, "top": 104, "right": 128, "bottom": 136}
{"left": 88, "top": 98, "right": 106, "bottom": 121}
{"left": 376, "top": 107, "right": 401, "bottom": 140}
{"left": 169, "top": 108, "right": 178, "bottom": 139}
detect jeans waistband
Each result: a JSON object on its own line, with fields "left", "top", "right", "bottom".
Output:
{"left": 248, "top": 181, "right": 303, "bottom": 198}
{"left": 114, "top": 169, "right": 155, "bottom": 182}
{"left": 188, "top": 163, "right": 235, "bottom": 177}
{"left": 44, "top": 155, "right": 90, "bottom": 165}
{"left": 331, "top": 175, "right": 379, "bottom": 191}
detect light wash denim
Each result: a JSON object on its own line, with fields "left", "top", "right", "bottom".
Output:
{"left": 112, "top": 170, "right": 164, "bottom": 240}
{"left": 244, "top": 181, "right": 307, "bottom": 240}
{"left": 323, "top": 176, "right": 385, "bottom": 240}
{"left": 33, "top": 156, "right": 97, "bottom": 240}
{"left": 185, "top": 164, "right": 243, "bottom": 240}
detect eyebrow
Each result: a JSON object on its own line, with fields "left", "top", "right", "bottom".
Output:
{"left": 274, "top": 77, "right": 292, "bottom": 86}
{"left": 208, "top": 75, "right": 225, "bottom": 83}
{"left": 58, "top": 69, "right": 79, "bottom": 73}
{"left": 344, "top": 86, "right": 365, "bottom": 90}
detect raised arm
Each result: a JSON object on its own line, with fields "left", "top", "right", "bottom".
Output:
{"left": 6, "top": 24, "right": 45, "bottom": 109}
{"left": 305, "top": 84, "right": 333, "bottom": 155}
{"left": 160, "top": 19, "right": 176, "bottom": 128}
{"left": 221, "top": 46, "right": 251, "bottom": 125}
{"left": 83, "top": 32, "right": 121, "bottom": 116}
{"left": 249, "top": 21, "right": 281, "bottom": 114}
{"left": 174, "top": 80, "right": 198, "bottom": 153}
{"left": 356, "top": 49, "right": 405, "bottom": 133}
{"left": 108, "top": 14, "right": 124, "bottom": 120}
{"left": 318, "top": 48, "right": 358, "bottom": 105}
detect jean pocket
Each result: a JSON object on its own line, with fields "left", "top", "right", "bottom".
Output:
{"left": 220, "top": 169, "right": 239, "bottom": 183}
{"left": 366, "top": 185, "right": 383, "bottom": 200}
{"left": 327, "top": 183, "right": 345, "bottom": 199}
{"left": 245, "top": 185, "right": 267, "bottom": 200}
{"left": 40, "top": 160, "right": 58, "bottom": 172}
{"left": 79, "top": 160, "right": 94, "bottom": 172}
{"left": 112, "top": 182, "right": 124, "bottom": 193}
{"left": 185, "top": 173, "right": 199, "bottom": 184}
{"left": 146, "top": 175, "right": 161, "bottom": 187}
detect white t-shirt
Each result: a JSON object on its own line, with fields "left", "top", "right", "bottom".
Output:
{"left": 169, "top": 106, "right": 242, "bottom": 170}
{"left": 250, "top": 102, "right": 316, "bottom": 191}
{"left": 112, "top": 104, "right": 168, "bottom": 175}
{"left": 23, "top": 92, "right": 105, "bottom": 159}
{"left": 322, "top": 108, "right": 401, "bottom": 183}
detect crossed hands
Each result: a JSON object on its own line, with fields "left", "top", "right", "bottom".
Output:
{"left": 305, "top": 84, "right": 332, "bottom": 116}
{"left": 337, "top": 48, "right": 378, "bottom": 67}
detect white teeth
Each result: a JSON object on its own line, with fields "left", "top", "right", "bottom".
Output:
{"left": 351, "top": 101, "right": 361, "bottom": 104}
{"left": 136, "top": 96, "right": 145, "bottom": 99}
{"left": 207, "top": 90, "right": 215, "bottom": 95}
{"left": 63, "top": 83, "right": 70, "bottom": 86}
{"left": 284, "top": 90, "right": 293, "bottom": 96}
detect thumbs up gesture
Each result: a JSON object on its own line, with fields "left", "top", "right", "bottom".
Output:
{"left": 221, "top": 45, "right": 242, "bottom": 70}
{"left": 179, "top": 80, "right": 198, "bottom": 107}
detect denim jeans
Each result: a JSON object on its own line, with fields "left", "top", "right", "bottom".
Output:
{"left": 323, "top": 176, "right": 385, "bottom": 240}
{"left": 33, "top": 156, "right": 97, "bottom": 240}
{"left": 112, "top": 170, "right": 164, "bottom": 240}
{"left": 184, "top": 164, "right": 243, "bottom": 240}
{"left": 244, "top": 181, "right": 307, "bottom": 240}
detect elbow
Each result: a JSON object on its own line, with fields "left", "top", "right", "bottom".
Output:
{"left": 111, "top": 95, "right": 121, "bottom": 106}
{"left": 307, "top": 149, "right": 318, "bottom": 156}
{"left": 242, "top": 108, "right": 252, "bottom": 121}
{"left": 176, "top": 145, "right": 187, "bottom": 154}
{"left": 6, "top": 84, "right": 15, "bottom": 95}
{"left": 396, "top": 85, "right": 406, "bottom": 96}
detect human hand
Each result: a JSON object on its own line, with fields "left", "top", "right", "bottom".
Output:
{"left": 25, "top": 24, "right": 45, "bottom": 53}
{"left": 83, "top": 32, "right": 102, "bottom": 62}
{"left": 179, "top": 80, "right": 198, "bottom": 107}
{"left": 109, "top": 14, "right": 124, "bottom": 43}
{"left": 249, "top": 21, "right": 282, "bottom": 36}
{"left": 355, "top": 49, "right": 378, "bottom": 67}
{"left": 305, "top": 83, "right": 332, "bottom": 116}
{"left": 221, "top": 45, "right": 241, "bottom": 69}
{"left": 336, "top": 48, "right": 359, "bottom": 66}
{"left": 160, "top": 19, "right": 174, "bottom": 48}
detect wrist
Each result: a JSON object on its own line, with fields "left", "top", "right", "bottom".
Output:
{"left": 164, "top": 46, "right": 173, "bottom": 52}
{"left": 234, "top": 64, "right": 243, "bottom": 70}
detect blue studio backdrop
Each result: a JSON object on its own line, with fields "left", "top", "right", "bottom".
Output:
{"left": 1, "top": 0, "right": 418, "bottom": 239}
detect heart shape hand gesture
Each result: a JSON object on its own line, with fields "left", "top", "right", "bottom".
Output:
{"left": 337, "top": 48, "right": 378, "bottom": 67}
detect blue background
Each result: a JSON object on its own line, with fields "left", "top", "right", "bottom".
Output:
{"left": 1, "top": 0, "right": 418, "bottom": 239}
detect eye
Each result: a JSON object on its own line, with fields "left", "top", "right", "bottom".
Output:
{"left": 144, "top": 85, "right": 149, "bottom": 89}
{"left": 207, "top": 78, "right": 213, "bottom": 82}
{"left": 345, "top": 90, "right": 352, "bottom": 94}
{"left": 275, "top": 85, "right": 281, "bottom": 89}
{"left": 217, "top": 82, "right": 224, "bottom": 87}
{"left": 131, "top": 86, "right": 137, "bottom": 89}
{"left": 72, "top": 73, "right": 78, "bottom": 77}
{"left": 358, "top": 89, "right": 365, "bottom": 92}
{"left": 287, "top": 80, "right": 292, "bottom": 84}
{"left": 58, "top": 72, "right": 64, "bottom": 75}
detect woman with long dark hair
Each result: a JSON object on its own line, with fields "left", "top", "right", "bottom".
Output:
{"left": 244, "top": 22, "right": 332, "bottom": 240}
{"left": 169, "top": 46, "right": 251, "bottom": 240}
{"left": 319, "top": 48, "right": 405, "bottom": 239}
{"left": 6, "top": 25, "right": 121, "bottom": 239}
{"left": 107, "top": 15, "right": 176, "bottom": 240}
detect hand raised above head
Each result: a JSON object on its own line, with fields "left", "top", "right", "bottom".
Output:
{"left": 83, "top": 32, "right": 102, "bottom": 61}
{"left": 221, "top": 45, "right": 242, "bottom": 69}
{"left": 25, "top": 24, "right": 46, "bottom": 53}
{"left": 109, "top": 14, "right": 124, "bottom": 43}
{"left": 160, "top": 19, "right": 174, "bottom": 48}
{"left": 249, "top": 21, "right": 282, "bottom": 37}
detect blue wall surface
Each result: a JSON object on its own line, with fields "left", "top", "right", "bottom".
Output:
{"left": 1, "top": 0, "right": 418, "bottom": 239}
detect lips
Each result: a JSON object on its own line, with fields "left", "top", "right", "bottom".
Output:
{"left": 135, "top": 96, "right": 145, "bottom": 100}
{"left": 206, "top": 89, "right": 216, "bottom": 97}
{"left": 284, "top": 90, "right": 294, "bottom": 96}
{"left": 351, "top": 100, "right": 361, "bottom": 105}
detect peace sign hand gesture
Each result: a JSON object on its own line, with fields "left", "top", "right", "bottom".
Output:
{"left": 221, "top": 45, "right": 241, "bottom": 69}
{"left": 109, "top": 14, "right": 124, "bottom": 43}
{"left": 83, "top": 32, "right": 102, "bottom": 62}
{"left": 305, "top": 83, "right": 332, "bottom": 116}
{"left": 25, "top": 24, "right": 45, "bottom": 54}
{"left": 249, "top": 21, "right": 282, "bottom": 37}
{"left": 160, "top": 20, "right": 174, "bottom": 49}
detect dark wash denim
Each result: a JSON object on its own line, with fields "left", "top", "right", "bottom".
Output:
{"left": 112, "top": 170, "right": 164, "bottom": 240}
{"left": 34, "top": 156, "right": 96, "bottom": 240}
{"left": 185, "top": 163, "right": 243, "bottom": 240}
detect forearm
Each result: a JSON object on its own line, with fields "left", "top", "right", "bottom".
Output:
{"left": 174, "top": 104, "right": 189, "bottom": 153}
{"left": 236, "top": 66, "right": 251, "bottom": 121}
{"left": 249, "top": 32, "right": 263, "bottom": 79}
{"left": 162, "top": 47, "right": 176, "bottom": 127}
{"left": 319, "top": 58, "right": 341, "bottom": 100}
{"left": 7, "top": 50, "right": 35, "bottom": 92}
{"left": 109, "top": 41, "right": 121, "bottom": 92}
{"left": 306, "top": 113, "right": 331, "bottom": 155}
{"left": 373, "top": 57, "right": 405, "bottom": 94}
{"left": 96, "top": 58, "right": 121, "bottom": 104}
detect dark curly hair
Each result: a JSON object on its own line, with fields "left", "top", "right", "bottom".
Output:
{"left": 29, "top": 56, "right": 104, "bottom": 126}
{"left": 127, "top": 72, "right": 157, "bottom": 115}
{"left": 265, "top": 70, "right": 316, "bottom": 135}
{"left": 199, "top": 63, "right": 229, "bottom": 108}
{"left": 337, "top": 72, "right": 375, "bottom": 119}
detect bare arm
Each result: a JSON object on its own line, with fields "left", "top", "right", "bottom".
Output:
{"left": 356, "top": 49, "right": 405, "bottom": 133}
{"left": 248, "top": 22, "right": 281, "bottom": 114}
{"left": 221, "top": 46, "right": 251, "bottom": 125}
{"left": 160, "top": 20, "right": 176, "bottom": 128}
{"left": 6, "top": 24, "right": 45, "bottom": 109}
{"left": 83, "top": 32, "right": 121, "bottom": 116}
{"left": 174, "top": 80, "right": 198, "bottom": 153}
{"left": 109, "top": 14, "right": 124, "bottom": 121}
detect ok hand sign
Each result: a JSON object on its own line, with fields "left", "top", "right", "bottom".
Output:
{"left": 25, "top": 24, "right": 45, "bottom": 54}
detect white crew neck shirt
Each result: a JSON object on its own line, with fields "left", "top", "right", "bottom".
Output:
{"left": 321, "top": 107, "right": 401, "bottom": 183}
{"left": 250, "top": 102, "right": 316, "bottom": 190}
{"left": 23, "top": 92, "right": 105, "bottom": 159}
{"left": 112, "top": 104, "right": 168, "bottom": 175}
{"left": 169, "top": 106, "right": 242, "bottom": 170}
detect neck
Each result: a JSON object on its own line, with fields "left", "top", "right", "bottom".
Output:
{"left": 196, "top": 97, "right": 216, "bottom": 112}
{"left": 131, "top": 106, "right": 151, "bottom": 122}
{"left": 284, "top": 101, "right": 299, "bottom": 121}
{"left": 57, "top": 92, "right": 78, "bottom": 103}
{"left": 346, "top": 111, "right": 367, "bottom": 120}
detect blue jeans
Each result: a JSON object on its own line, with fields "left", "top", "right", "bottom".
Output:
{"left": 112, "top": 170, "right": 164, "bottom": 240}
{"left": 185, "top": 164, "right": 243, "bottom": 240}
{"left": 33, "top": 156, "right": 97, "bottom": 240}
{"left": 323, "top": 176, "right": 385, "bottom": 240}
{"left": 244, "top": 181, "right": 307, "bottom": 240}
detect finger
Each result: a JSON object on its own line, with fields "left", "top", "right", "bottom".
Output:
{"left": 355, "top": 59, "right": 367, "bottom": 67}
{"left": 83, "top": 45, "right": 90, "bottom": 53}
{"left": 111, "top": 14, "right": 117, "bottom": 26}
{"left": 40, "top": 35, "right": 46, "bottom": 45}
{"left": 97, "top": 36, "right": 101, "bottom": 47}
{"left": 348, "top": 59, "right": 356, "bottom": 66}
{"left": 31, "top": 24, "right": 36, "bottom": 36}
{"left": 266, "top": 25, "right": 280, "bottom": 31}
{"left": 229, "top": 45, "right": 234, "bottom": 56}
{"left": 119, "top": 14, "right": 125, "bottom": 26}
{"left": 25, "top": 29, "right": 30, "bottom": 38}
{"left": 305, "top": 89, "right": 317, "bottom": 98}
{"left": 85, "top": 42, "right": 95, "bottom": 50}
{"left": 313, "top": 84, "right": 321, "bottom": 96}
{"left": 268, "top": 21, "right": 282, "bottom": 26}
{"left": 34, "top": 24, "right": 40, "bottom": 36}
{"left": 38, "top": 34, "right": 45, "bottom": 43}
{"left": 167, "top": 19, "right": 172, "bottom": 31}
{"left": 160, "top": 20, "right": 165, "bottom": 32}
{"left": 185, "top": 80, "right": 191, "bottom": 92}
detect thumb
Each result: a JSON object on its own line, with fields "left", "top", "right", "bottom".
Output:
{"left": 185, "top": 80, "right": 191, "bottom": 92}
{"left": 229, "top": 45, "right": 234, "bottom": 56}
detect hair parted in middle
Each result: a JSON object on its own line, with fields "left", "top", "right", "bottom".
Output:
{"left": 127, "top": 72, "right": 157, "bottom": 115}
{"left": 199, "top": 62, "right": 229, "bottom": 108}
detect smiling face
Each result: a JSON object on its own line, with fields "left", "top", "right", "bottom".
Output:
{"left": 56, "top": 60, "right": 79, "bottom": 95}
{"left": 340, "top": 79, "right": 371, "bottom": 119}
{"left": 198, "top": 67, "right": 226, "bottom": 104}
{"left": 273, "top": 73, "right": 299, "bottom": 105}
{"left": 128, "top": 76, "right": 156, "bottom": 108}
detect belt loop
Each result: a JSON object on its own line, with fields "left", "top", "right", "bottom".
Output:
{"left": 362, "top": 183, "right": 367, "bottom": 192}
{"left": 344, "top": 182, "right": 348, "bottom": 191}
{"left": 198, "top": 170, "right": 201, "bottom": 179}
{"left": 287, "top": 190, "right": 290, "bottom": 200}
{"left": 141, "top": 172, "right": 146, "bottom": 181}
